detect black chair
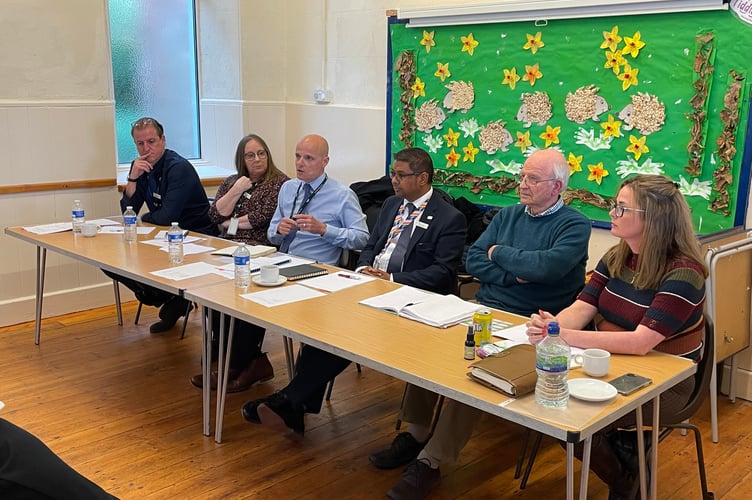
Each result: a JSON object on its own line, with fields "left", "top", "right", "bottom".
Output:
{"left": 516, "top": 319, "right": 715, "bottom": 499}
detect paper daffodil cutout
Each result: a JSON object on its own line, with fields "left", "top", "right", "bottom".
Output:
{"left": 522, "top": 63, "right": 543, "bottom": 86}
{"left": 626, "top": 134, "right": 649, "bottom": 160}
{"left": 443, "top": 128, "right": 460, "bottom": 148}
{"left": 420, "top": 30, "right": 435, "bottom": 53}
{"left": 604, "top": 50, "right": 627, "bottom": 75}
{"left": 588, "top": 162, "right": 609, "bottom": 185}
{"left": 601, "top": 115, "right": 623, "bottom": 138}
{"left": 502, "top": 67, "right": 521, "bottom": 90}
{"left": 411, "top": 77, "right": 425, "bottom": 99}
{"left": 434, "top": 62, "right": 451, "bottom": 82}
{"left": 600, "top": 26, "right": 622, "bottom": 52}
{"left": 622, "top": 31, "right": 646, "bottom": 58}
{"left": 461, "top": 33, "right": 479, "bottom": 56}
{"left": 463, "top": 142, "right": 479, "bottom": 162}
{"left": 618, "top": 64, "right": 639, "bottom": 91}
{"left": 539, "top": 125, "right": 560, "bottom": 147}
{"left": 515, "top": 131, "right": 532, "bottom": 153}
{"left": 445, "top": 148, "right": 460, "bottom": 167}
{"left": 523, "top": 32, "right": 545, "bottom": 54}
{"left": 568, "top": 153, "right": 583, "bottom": 176}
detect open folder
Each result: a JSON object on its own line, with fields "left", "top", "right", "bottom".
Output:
{"left": 359, "top": 286, "right": 481, "bottom": 328}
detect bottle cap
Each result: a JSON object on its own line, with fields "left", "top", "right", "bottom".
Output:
{"left": 547, "top": 321, "right": 560, "bottom": 335}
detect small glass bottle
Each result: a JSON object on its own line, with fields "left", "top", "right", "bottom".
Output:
{"left": 464, "top": 325, "right": 476, "bottom": 360}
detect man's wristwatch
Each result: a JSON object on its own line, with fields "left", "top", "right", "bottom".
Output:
{"left": 127, "top": 177, "right": 138, "bottom": 182}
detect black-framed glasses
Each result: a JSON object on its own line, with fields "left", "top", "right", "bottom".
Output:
{"left": 244, "top": 150, "right": 268, "bottom": 161}
{"left": 609, "top": 201, "right": 646, "bottom": 218}
{"left": 390, "top": 169, "right": 423, "bottom": 181}
{"left": 516, "top": 174, "right": 557, "bottom": 187}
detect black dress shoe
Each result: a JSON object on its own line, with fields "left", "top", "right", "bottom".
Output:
{"left": 149, "top": 320, "right": 177, "bottom": 334}
{"left": 241, "top": 392, "right": 286, "bottom": 425}
{"left": 256, "top": 392, "right": 305, "bottom": 435}
{"left": 370, "top": 432, "right": 424, "bottom": 470}
{"left": 386, "top": 458, "right": 440, "bottom": 500}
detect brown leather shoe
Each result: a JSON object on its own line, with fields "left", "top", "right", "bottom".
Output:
{"left": 190, "top": 369, "right": 240, "bottom": 390}
{"left": 226, "top": 353, "right": 274, "bottom": 393}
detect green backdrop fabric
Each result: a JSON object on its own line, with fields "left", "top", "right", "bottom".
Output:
{"left": 389, "top": 10, "right": 752, "bottom": 234}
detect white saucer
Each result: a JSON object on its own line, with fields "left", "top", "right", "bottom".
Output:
{"left": 568, "top": 378, "right": 618, "bottom": 402}
{"left": 252, "top": 275, "right": 287, "bottom": 287}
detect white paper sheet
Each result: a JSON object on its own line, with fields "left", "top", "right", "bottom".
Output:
{"left": 298, "top": 272, "right": 375, "bottom": 292}
{"left": 149, "top": 261, "right": 219, "bottom": 281}
{"left": 22, "top": 222, "right": 72, "bottom": 235}
{"left": 241, "top": 284, "right": 326, "bottom": 307}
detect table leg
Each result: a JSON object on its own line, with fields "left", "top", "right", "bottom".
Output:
{"left": 636, "top": 404, "right": 647, "bottom": 500}
{"left": 283, "top": 336, "right": 295, "bottom": 381}
{"left": 215, "top": 316, "right": 235, "bottom": 444}
{"left": 650, "top": 397, "right": 659, "bottom": 499}
{"left": 579, "top": 436, "right": 591, "bottom": 500}
{"left": 202, "top": 306, "right": 211, "bottom": 437}
{"left": 34, "top": 247, "right": 47, "bottom": 345}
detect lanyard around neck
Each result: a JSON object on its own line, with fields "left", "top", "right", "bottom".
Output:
{"left": 289, "top": 175, "right": 328, "bottom": 217}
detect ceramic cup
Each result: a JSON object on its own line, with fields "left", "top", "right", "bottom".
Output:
{"left": 81, "top": 222, "right": 98, "bottom": 237}
{"left": 259, "top": 265, "right": 279, "bottom": 283}
{"left": 572, "top": 348, "right": 611, "bottom": 377}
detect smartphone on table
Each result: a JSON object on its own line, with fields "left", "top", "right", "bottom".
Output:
{"left": 608, "top": 373, "right": 652, "bottom": 396}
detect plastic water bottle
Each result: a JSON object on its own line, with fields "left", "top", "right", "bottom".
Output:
{"left": 535, "top": 322, "right": 571, "bottom": 408}
{"left": 71, "top": 200, "right": 84, "bottom": 233}
{"left": 123, "top": 206, "right": 138, "bottom": 243}
{"left": 233, "top": 243, "right": 251, "bottom": 288}
{"left": 167, "top": 222, "right": 184, "bottom": 264}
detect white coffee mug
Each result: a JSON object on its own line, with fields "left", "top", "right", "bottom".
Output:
{"left": 572, "top": 348, "right": 611, "bottom": 377}
{"left": 259, "top": 265, "right": 279, "bottom": 283}
{"left": 81, "top": 222, "right": 98, "bottom": 237}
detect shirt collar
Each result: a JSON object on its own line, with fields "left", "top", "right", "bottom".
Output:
{"left": 525, "top": 196, "right": 564, "bottom": 217}
{"left": 306, "top": 172, "right": 328, "bottom": 190}
{"left": 404, "top": 187, "right": 433, "bottom": 210}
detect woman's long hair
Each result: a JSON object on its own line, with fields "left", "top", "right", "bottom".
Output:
{"left": 603, "top": 174, "right": 708, "bottom": 289}
{"left": 233, "top": 134, "right": 284, "bottom": 184}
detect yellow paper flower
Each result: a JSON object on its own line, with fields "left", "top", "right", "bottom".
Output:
{"left": 463, "top": 142, "right": 479, "bottom": 163}
{"left": 522, "top": 63, "right": 543, "bottom": 86}
{"left": 443, "top": 128, "right": 460, "bottom": 148}
{"left": 601, "top": 114, "right": 623, "bottom": 138}
{"left": 618, "top": 64, "right": 639, "bottom": 91}
{"left": 461, "top": 33, "right": 479, "bottom": 56}
{"left": 445, "top": 148, "right": 460, "bottom": 168}
{"left": 420, "top": 30, "right": 436, "bottom": 53}
{"left": 515, "top": 131, "right": 532, "bottom": 153}
{"left": 622, "top": 31, "right": 646, "bottom": 58}
{"left": 539, "top": 125, "right": 560, "bottom": 147}
{"left": 588, "top": 162, "right": 609, "bottom": 185}
{"left": 502, "top": 67, "right": 521, "bottom": 90}
{"left": 523, "top": 32, "right": 545, "bottom": 54}
{"left": 411, "top": 77, "right": 425, "bottom": 99}
{"left": 434, "top": 62, "right": 451, "bottom": 82}
{"left": 567, "top": 153, "right": 583, "bottom": 176}
{"left": 604, "top": 50, "right": 627, "bottom": 75}
{"left": 626, "top": 134, "right": 649, "bottom": 160}
{"left": 601, "top": 26, "right": 622, "bottom": 52}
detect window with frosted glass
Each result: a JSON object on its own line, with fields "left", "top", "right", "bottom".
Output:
{"left": 109, "top": 0, "right": 200, "bottom": 163}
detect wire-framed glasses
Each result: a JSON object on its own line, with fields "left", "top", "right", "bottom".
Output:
{"left": 609, "top": 201, "right": 646, "bottom": 218}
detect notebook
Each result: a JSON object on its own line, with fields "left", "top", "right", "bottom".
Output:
{"left": 359, "top": 286, "right": 480, "bottom": 328}
{"left": 467, "top": 344, "right": 537, "bottom": 397}
{"left": 278, "top": 263, "right": 328, "bottom": 281}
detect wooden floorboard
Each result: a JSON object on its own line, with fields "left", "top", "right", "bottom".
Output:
{"left": 1, "top": 303, "right": 750, "bottom": 499}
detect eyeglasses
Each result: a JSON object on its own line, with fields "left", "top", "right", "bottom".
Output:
{"left": 390, "top": 169, "right": 423, "bottom": 181}
{"left": 516, "top": 174, "right": 557, "bottom": 187}
{"left": 244, "top": 150, "right": 268, "bottom": 161}
{"left": 609, "top": 201, "right": 646, "bottom": 218}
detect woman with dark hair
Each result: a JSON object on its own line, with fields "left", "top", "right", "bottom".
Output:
{"left": 527, "top": 174, "right": 708, "bottom": 499}
{"left": 191, "top": 134, "right": 288, "bottom": 393}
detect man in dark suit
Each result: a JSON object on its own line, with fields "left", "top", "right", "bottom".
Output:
{"left": 240, "top": 147, "right": 467, "bottom": 435}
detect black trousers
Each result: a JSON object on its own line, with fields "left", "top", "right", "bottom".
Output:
{"left": 282, "top": 346, "right": 351, "bottom": 414}
{"left": 103, "top": 270, "right": 190, "bottom": 323}
{"left": 207, "top": 310, "right": 266, "bottom": 370}
{"left": 0, "top": 418, "right": 118, "bottom": 500}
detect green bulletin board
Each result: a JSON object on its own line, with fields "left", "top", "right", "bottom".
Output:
{"left": 388, "top": 10, "right": 752, "bottom": 234}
